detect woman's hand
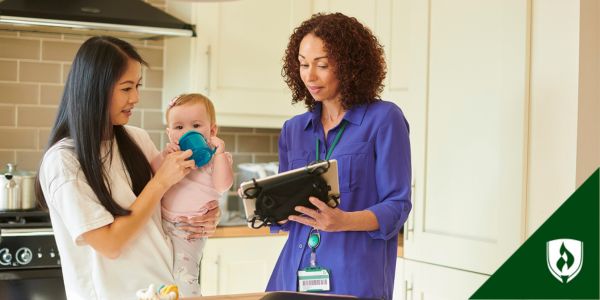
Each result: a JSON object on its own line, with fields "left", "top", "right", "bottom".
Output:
{"left": 289, "top": 197, "right": 348, "bottom": 231}
{"left": 290, "top": 197, "right": 380, "bottom": 232}
{"left": 209, "top": 136, "right": 226, "bottom": 154}
{"left": 153, "top": 150, "right": 196, "bottom": 189}
{"left": 175, "top": 200, "right": 221, "bottom": 239}
{"left": 162, "top": 142, "right": 180, "bottom": 156}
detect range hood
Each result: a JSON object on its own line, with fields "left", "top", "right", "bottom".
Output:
{"left": 0, "top": 0, "right": 195, "bottom": 40}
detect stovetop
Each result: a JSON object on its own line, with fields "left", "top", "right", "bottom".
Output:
{"left": 0, "top": 210, "right": 60, "bottom": 270}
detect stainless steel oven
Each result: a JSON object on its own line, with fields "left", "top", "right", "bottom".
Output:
{"left": 0, "top": 211, "right": 66, "bottom": 300}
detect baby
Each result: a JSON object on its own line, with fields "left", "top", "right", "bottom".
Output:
{"left": 151, "top": 93, "right": 233, "bottom": 296}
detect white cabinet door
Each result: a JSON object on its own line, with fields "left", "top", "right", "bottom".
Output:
{"left": 403, "top": 0, "right": 529, "bottom": 275}
{"left": 200, "top": 236, "right": 287, "bottom": 296}
{"left": 165, "top": 0, "right": 310, "bottom": 128}
{"left": 396, "top": 258, "right": 489, "bottom": 300}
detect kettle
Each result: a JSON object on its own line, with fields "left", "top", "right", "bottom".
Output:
{"left": 0, "top": 163, "right": 37, "bottom": 211}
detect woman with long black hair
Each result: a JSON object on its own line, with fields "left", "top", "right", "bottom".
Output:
{"left": 36, "top": 36, "right": 220, "bottom": 299}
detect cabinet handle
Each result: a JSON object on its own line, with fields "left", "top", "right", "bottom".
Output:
{"left": 215, "top": 253, "right": 221, "bottom": 293}
{"left": 405, "top": 280, "right": 413, "bottom": 300}
{"left": 205, "top": 45, "right": 212, "bottom": 95}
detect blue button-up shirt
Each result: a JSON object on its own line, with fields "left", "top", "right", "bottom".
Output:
{"left": 266, "top": 100, "right": 412, "bottom": 300}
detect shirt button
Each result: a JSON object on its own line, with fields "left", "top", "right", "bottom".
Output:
{"left": 298, "top": 244, "right": 303, "bottom": 249}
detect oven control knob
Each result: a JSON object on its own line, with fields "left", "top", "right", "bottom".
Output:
{"left": 0, "top": 248, "right": 12, "bottom": 266}
{"left": 16, "top": 248, "right": 33, "bottom": 265}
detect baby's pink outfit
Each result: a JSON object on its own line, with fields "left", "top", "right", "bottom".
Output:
{"left": 161, "top": 165, "right": 220, "bottom": 221}
{"left": 151, "top": 152, "right": 232, "bottom": 297}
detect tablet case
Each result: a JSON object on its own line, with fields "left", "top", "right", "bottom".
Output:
{"left": 240, "top": 160, "right": 340, "bottom": 229}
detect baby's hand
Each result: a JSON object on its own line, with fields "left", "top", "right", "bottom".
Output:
{"left": 162, "top": 142, "right": 180, "bottom": 156}
{"left": 210, "top": 136, "right": 226, "bottom": 154}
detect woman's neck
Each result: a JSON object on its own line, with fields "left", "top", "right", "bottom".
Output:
{"left": 321, "top": 101, "right": 346, "bottom": 125}
{"left": 321, "top": 101, "right": 345, "bottom": 134}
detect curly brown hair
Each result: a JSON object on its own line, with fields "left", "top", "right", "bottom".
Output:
{"left": 282, "top": 12, "right": 387, "bottom": 110}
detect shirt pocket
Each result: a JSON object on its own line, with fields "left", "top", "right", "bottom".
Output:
{"left": 335, "top": 142, "right": 373, "bottom": 193}
{"left": 288, "top": 149, "right": 310, "bottom": 170}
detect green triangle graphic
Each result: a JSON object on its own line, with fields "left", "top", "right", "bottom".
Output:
{"left": 471, "top": 168, "right": 599, "bottom": 299}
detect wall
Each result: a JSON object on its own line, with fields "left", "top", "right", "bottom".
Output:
{"left": 576, "top": 0, "right": 600, "bottom": 186}
{"left": 0, "top": 0, "right": 280, "bottom": 179}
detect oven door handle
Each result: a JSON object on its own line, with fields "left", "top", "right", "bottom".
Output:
{"left": 0, "top": 268, "right": 62, "bottom": 280}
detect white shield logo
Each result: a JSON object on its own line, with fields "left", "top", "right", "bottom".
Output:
{"left": 546, "top": 239, "right": 583, "bottom": 283}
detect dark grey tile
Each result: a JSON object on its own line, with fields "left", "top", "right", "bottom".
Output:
{"left": 237, "top": 135, "right": 271, "bottom": 153}
{"left": 272, "top": 136, "right": 279, "bottom": 153}
{"left": 232, "top": 154, "right": 252, "bottom": 168}
{"left": 219, "top": 126, "right": 253, "bottom": 133}
{"left": 255, "top": 128, "right": 281, "bottom": 134}
{"left": 254, "top": 154, "right": 278, "bottom": 163}
{"left": 219, "top": 133, "right": 235, "bottom": 153}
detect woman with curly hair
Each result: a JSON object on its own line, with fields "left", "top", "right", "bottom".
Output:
{"left": 266, "top": 12, "right": 412, "bottom": 299}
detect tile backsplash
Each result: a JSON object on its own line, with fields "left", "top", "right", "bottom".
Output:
{"left": 0, "top": 3, "right": 280, "bottom": 178}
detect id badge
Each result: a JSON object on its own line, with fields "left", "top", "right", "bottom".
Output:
{"left": 297, "top": 267, "right": 331, "bottom": 292}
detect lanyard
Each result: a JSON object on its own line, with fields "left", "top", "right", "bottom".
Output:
{"left": 315, "top": 120, "right": 348, "bottom": 161}
{"left": 308, "top": 228, "right": 320, "bottom": 267}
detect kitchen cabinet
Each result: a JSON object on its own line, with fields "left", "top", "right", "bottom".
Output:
{"left": 165, "top": 0, "right": 310, "bottom": 128}
{"left": 200, "top": 235, "right": 287, "bottom": 296}
{"left": 402, "top": 0, "right": 528, "bottom": 275}
{"left": 393, "top": 258, "right": 489, "bottom": 300}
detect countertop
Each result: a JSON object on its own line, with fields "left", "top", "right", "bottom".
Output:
{"left": 184, "top": 292, "right": 265, "bottom": 300}
{"left": 183, "top": 292, "right": 358, "bottom": 299}
{"left": 213, "top": 226, "right": 404, "bottom": 257}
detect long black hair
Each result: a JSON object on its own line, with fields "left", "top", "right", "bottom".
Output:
{"left": 35, "top": 36, "right": 153, "bottom": 216}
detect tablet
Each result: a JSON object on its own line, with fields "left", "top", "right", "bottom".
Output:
{"left": 239, "top": 159, "right": 340, "bottom": 228}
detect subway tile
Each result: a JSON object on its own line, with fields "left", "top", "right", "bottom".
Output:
{"left": 62, "top": 34, "right": 91, "bottom": 42}
{"left": 128, "top": 111, "right": 142, "bottom": 127}
{"left": 255, "top": 128, "right": 281, "bottom": 134}
{"left": 0, "top": 151, "right": 16, "bottom": 167}
{"left": 237, "top": 135, "right": 271, "bottom": 153}
{"left": 144, "top": 68, "right": 163, "bottom": 88}
{"left": 160, "top": 132, "right": 169, "bottom": 149}
{"left": 254, "top": 154, "right": 279, "bottom": 163}
{"left": 17, "top": 106, "right": 58, "bottom": 127}
{"left": 0, "top": 31, "right": 18, "bottom": 37}
{"left": 0, "top": 38, "right": 39, "bottom": 59}
{"left": 62, "top": 64, "right": 71, "bottom": 83}
{"left": 40, "top": 85, "right": 64, "bottom": 105}
{"left": 232, "top": 154, "right": 252, "bottom": 168}
{"left": 138, "top": 90, "right": 162, "bottom": 109}
{"left": 15, "top": 150, "right": 43, "bottom": 171}
{"left": 271, "top": 136, "right": 279, "bottom": 153}
{"left": 0, "top": 83, "right": 39, "bottom": 104}
{"left": 0, "top": 106, "right": 15, "bottom": 126}
{"left": 20, "top": 32, "right": 62, "bottom": 39}
{"left": 220, "top": 126, "right": 253, "bottom": 133}
{"left": 142, "top": 110, "right": 165, "bottom": 130}
{"left": 20, "top": 61, "right": 61, "bottom": 83}
{"left": 0, "top": 60, "right": 17, "bottom": 81}
{"left": 219, "top": 133, "right": 235, "bottom": 153}
{"left": 137, "top": 48, "right": 163, "bottom": 67}
{"left": 0, "top": 128, "right": 37, "bottom": 149}
{"left": 42, "top": 40, "right": 82, "bottom": 62}
{"left": 38, "top": 129, "right": 51, "bottom": 149}
{"left": 147, "top": 131, "right": 162, "bottom": 150}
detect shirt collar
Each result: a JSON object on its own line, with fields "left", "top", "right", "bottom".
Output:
{"left": 303, "top": 102, "right": 368, "bottom": 130}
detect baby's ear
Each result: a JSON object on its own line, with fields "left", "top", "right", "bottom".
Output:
{"left": 166, "top": 128, "right": 175, "bottom": 143}
{"left": 211, "top": 124, "right": 218, "bottom": 136}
